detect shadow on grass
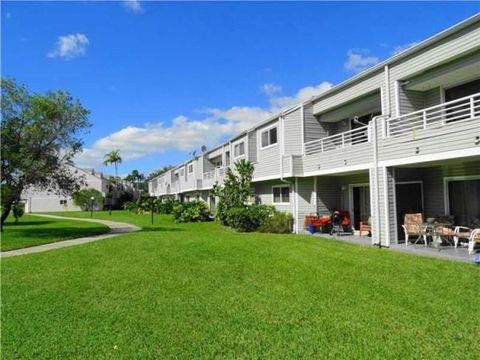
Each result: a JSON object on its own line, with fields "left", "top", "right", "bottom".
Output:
{"left": 5, "top": 220, "right": 54, "bottom": 226}
{"left": 4, "top": 227, "right": 108, "bottom": 240}
{"left": 140, "top": 226, "right": 184, "bottom": 233}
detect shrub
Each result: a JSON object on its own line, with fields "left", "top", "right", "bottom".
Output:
{"left": 72, "top": 188, "right": 104, "bottom": 211}
{"left": 12, "top": 202, "right": 25, "bottom": 223}
{"left": 123, "top": 201, "right": 138, "bottom": 213}
{"left": 172, "top": 201, "right": 210, "bottom": 223}
{"left": 155, "top": 197, "right": 180, "bottom": 214}
{"left": 212, "top": 160, "right": 254, "bottom": 225}
{"left": 225, "top": 204, "right": 275, "bottom": 232}
{"left": 259, "top": 211, "right": 294, "bottom": 234}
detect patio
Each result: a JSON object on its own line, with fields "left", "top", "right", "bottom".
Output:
{"left": 312, "top": 232, "right": 474, "bottom": 263}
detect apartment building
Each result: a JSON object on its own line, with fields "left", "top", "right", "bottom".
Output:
{"left": 23, "top": 167, "right": 109, "bottom": 212}
{"left": 149, "top": 14, "right": 480, "bottom": 246}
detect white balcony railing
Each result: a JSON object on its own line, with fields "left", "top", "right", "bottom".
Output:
{"left": 304, "top": 125, "right": 370, "bottom": 156}
{"left": 386, "top": 92, "right": 480, "bottom": 137}
{"left": 203, "top": 170, "right": 215, "bottom": 180}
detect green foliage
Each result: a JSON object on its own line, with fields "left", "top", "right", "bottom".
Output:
{"left": 172, "top": 201, "right": 210, "bottom": 223}
{"left": 12, "top": 202, "right": 25, "bottom": 223}
{"left": 123, "top": 201, "right": 138, "bottom": 213}
{"left": 258, "top": 211, "right": 294, "bottom": 234}
{"left": 225, "top": 205, "right": 275, "bottom": 232}
{"left": 212, "top": 159, "right": 254, "bottom": 225}
{"left": 155, "top": 197, "right": 180, "bottom": 214}
{"left": 146, "top": 165, "right": 173, "bottom": 182}
{"left": 72, "top": 188, "right": 104, "bottom": 211}
{"left": 1, "top": 78, "right": 91, "bottom": 227}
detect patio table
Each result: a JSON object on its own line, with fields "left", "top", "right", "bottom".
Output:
{"left": 423, "top": 223, "right": 455, "bottom": 247}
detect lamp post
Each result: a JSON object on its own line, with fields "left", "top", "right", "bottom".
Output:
{"left": 90, "top": 196, "right": 95, "bottom": 217}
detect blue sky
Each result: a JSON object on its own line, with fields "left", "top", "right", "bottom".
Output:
{"left": 3, "top": 1, "right": 479, "bottom": 176}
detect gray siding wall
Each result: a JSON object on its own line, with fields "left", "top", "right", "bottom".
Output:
{"left": 254, "top": 119, "right": 281, "bottom": 179}
{"left": 254, "top": 180, "right": 293, "bottom": 214}
{"left": 318, "top": 91, "right": 382, "bottom": 123}
{"left": 248, "top": 131, "right": 257, "bottom": 163}
{"left": 283, "top": 107, "right": 303, "bottom": 155}
{"left": 313, "top": 70, "right": 385, "bottom": 115}
{"left": 378, "top": 119, "right": 479, "bottom": 163}
{"left": 304, "top": 104, "right": 329, "bottom": 143}
{"left": 389, "top": 22, "right": 480, "bottom": 115}
{"left": 296, "top": 177, "right": 316, "bottom": 233}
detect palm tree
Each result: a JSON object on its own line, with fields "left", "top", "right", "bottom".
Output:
{"left": 103, "top": 150, "right": 122, "bottom": 191}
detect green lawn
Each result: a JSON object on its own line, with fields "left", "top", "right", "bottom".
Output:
{"left": 2, "top": 211, "right": 479, "bottom": 359}
{"left": 1, "top": 214, "right": 110, "bottom": 251}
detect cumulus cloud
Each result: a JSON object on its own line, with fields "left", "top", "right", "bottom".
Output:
{"left": 391, "top": 42, "right": 418, "bottom": 56}
{"left": 260, "top": 83, "right": 282, "bottom": 96}
{"left": 75, "top": 82, "right": 332, "bottom": 168}
{"left": 47, "top": 33, "right": 89, "bottom": 60}
{"left": 344, "top": 49, "right": 379, "bottom": 73}
{"left": 268, "top": 82, "right": 332, "bottom": 110}
{"left": 122, "top": 0, "right": 143, "bottom": 13}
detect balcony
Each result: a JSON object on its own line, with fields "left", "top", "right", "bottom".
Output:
{"left": 202, "top": 167, "right": 225, "bottom": 189}
{"left": 304, "top": 125, "right": 370, "bottom": 156}
{"left": 385, "top": 92, "right": 480, "bottom": 137}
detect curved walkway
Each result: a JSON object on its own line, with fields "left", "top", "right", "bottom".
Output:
{"left": 1, "top": 214, "right": 141, "bottom": 258}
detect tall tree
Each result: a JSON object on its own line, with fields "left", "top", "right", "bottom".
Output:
{"left": 0, "top": 78, "right": 90, "bottom": 230}
{"left": 124, "top": 169, "right": 146, "bottom": 191}
{"left": 103, "top": 150, "right": 122, "bottom": 190}
{"left": 146, "top": 165, "right": 173, "bottom": 182}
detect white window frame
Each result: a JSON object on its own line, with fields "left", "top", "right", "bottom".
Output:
{"left": 233, "top": 141, "right": 245, "bottom": 159}
{"left": 188, "top": 163, "right": 194, "bottom": 174}
{"left": 260, "top": 125, "right": 278, "bottom": 150}
{"left": 443, "top": 175, "right": 480, "bottom": 215}
{"left": 272, "top": 184, "right": 290, "bottom": 205}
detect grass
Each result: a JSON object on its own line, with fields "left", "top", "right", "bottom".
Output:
{"left": 2, "top": 211, "right": 479, "bottom": 359}
{"left": 1, "top": 214, "right": 110, "bottom": 251}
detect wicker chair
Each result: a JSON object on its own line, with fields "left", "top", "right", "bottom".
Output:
{"left": 402, "top": 213, "right": 428, "bottom": 246}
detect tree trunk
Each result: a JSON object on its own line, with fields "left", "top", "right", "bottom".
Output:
{"left": 0, "top": 202, "right": 12, "bottom": 232}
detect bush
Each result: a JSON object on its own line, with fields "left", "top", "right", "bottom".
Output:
{"left": 259, "top": 211, "right": 294, "bottom": 233}
{"left": 12, "top": 202, "right": 25, "bottom": 223}
{"left": 172, "top": 201, "right": 210, "bottom": 223}
{"left": 123, "top": 201, "right": 137, "bottom": 213}
{"left": 155, "top": 197, "right": 180, "bottom": 214}
{"left": 225, "top": 204, "right": 275, "bottom": 232}
{"left": 72, "top": 188, "right": 104, "bottom": 211}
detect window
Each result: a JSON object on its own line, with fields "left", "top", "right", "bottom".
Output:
{"left": 188, "top": 164, "right": 193, "bottom": 173}
{"left": 261, "top": 127, "right": 278, "bottom": 148}
{"left": 234, "top": 142, "right": 245, "bottom": 158}
{"left": 273, "top": 185, "right": 290, "bottom": 204}
{"left": 225, "top": 151, "right": 231, "bottom": 166}
{"left": 60, "top": 199, "right": 67, "bottom": 205}
{"left": 180, "top": 169, "right": 184, "bottom": 176}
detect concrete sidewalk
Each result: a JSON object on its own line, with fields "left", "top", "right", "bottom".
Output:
{"left": 1, "top": 214, "right": 141, "bottom": 258}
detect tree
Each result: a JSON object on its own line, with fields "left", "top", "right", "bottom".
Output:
{"left": 146, "top": 165, "right": 173, "bottom": 182}
{"left": 124, "top": 169, "right": 145, "bottom": 190}
{"left": 103, "top": 150, "right": 122, "bottom": 191}
{"left": 72, "top": 188, "right": 104, "bottom": 211}
{"left": 0, "top": 78, "right": 90, "bottom": 230}
{"left": 212, "top": 159, "right": 254, "bottom": 224}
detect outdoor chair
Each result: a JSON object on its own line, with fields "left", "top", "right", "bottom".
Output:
{"left": 402, "top": 213, "right": 428, "bottom": 246}
{"left": 359, "top": 217, "right": 371, "bottom": 236}
{"left": 468, "top": 229, "right": 480, "bottom": 254}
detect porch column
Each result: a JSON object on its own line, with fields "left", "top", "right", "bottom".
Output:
{"left": 294, "top": 177, "right": 317, "bottom": 234}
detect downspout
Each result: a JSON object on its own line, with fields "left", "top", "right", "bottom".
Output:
{"left": 372, "top": 116, "right": 382, "bottom": 247}
{"left": 279, "top": 116, "right": 284, "bottom": 181}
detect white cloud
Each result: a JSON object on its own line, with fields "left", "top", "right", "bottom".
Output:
{"left": 391, "top": 42, "right": 418, "bottom": 56}
{"left": 344, "top": 49, "right": 379, "bottom": 73}
{"left": 260, "top": 83, "right": 282, "bottom": 96}
{"left": 47, "top": 33, "right": 89, "bottom": 60}
{"left": 75, "top": 82, "right": 332, "bottom": 168}
{"left": 122, "top": 0, "right": 143, "bottom": 14}
{"left": 268, "top": 81, "right": 332, "bottom": 110}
